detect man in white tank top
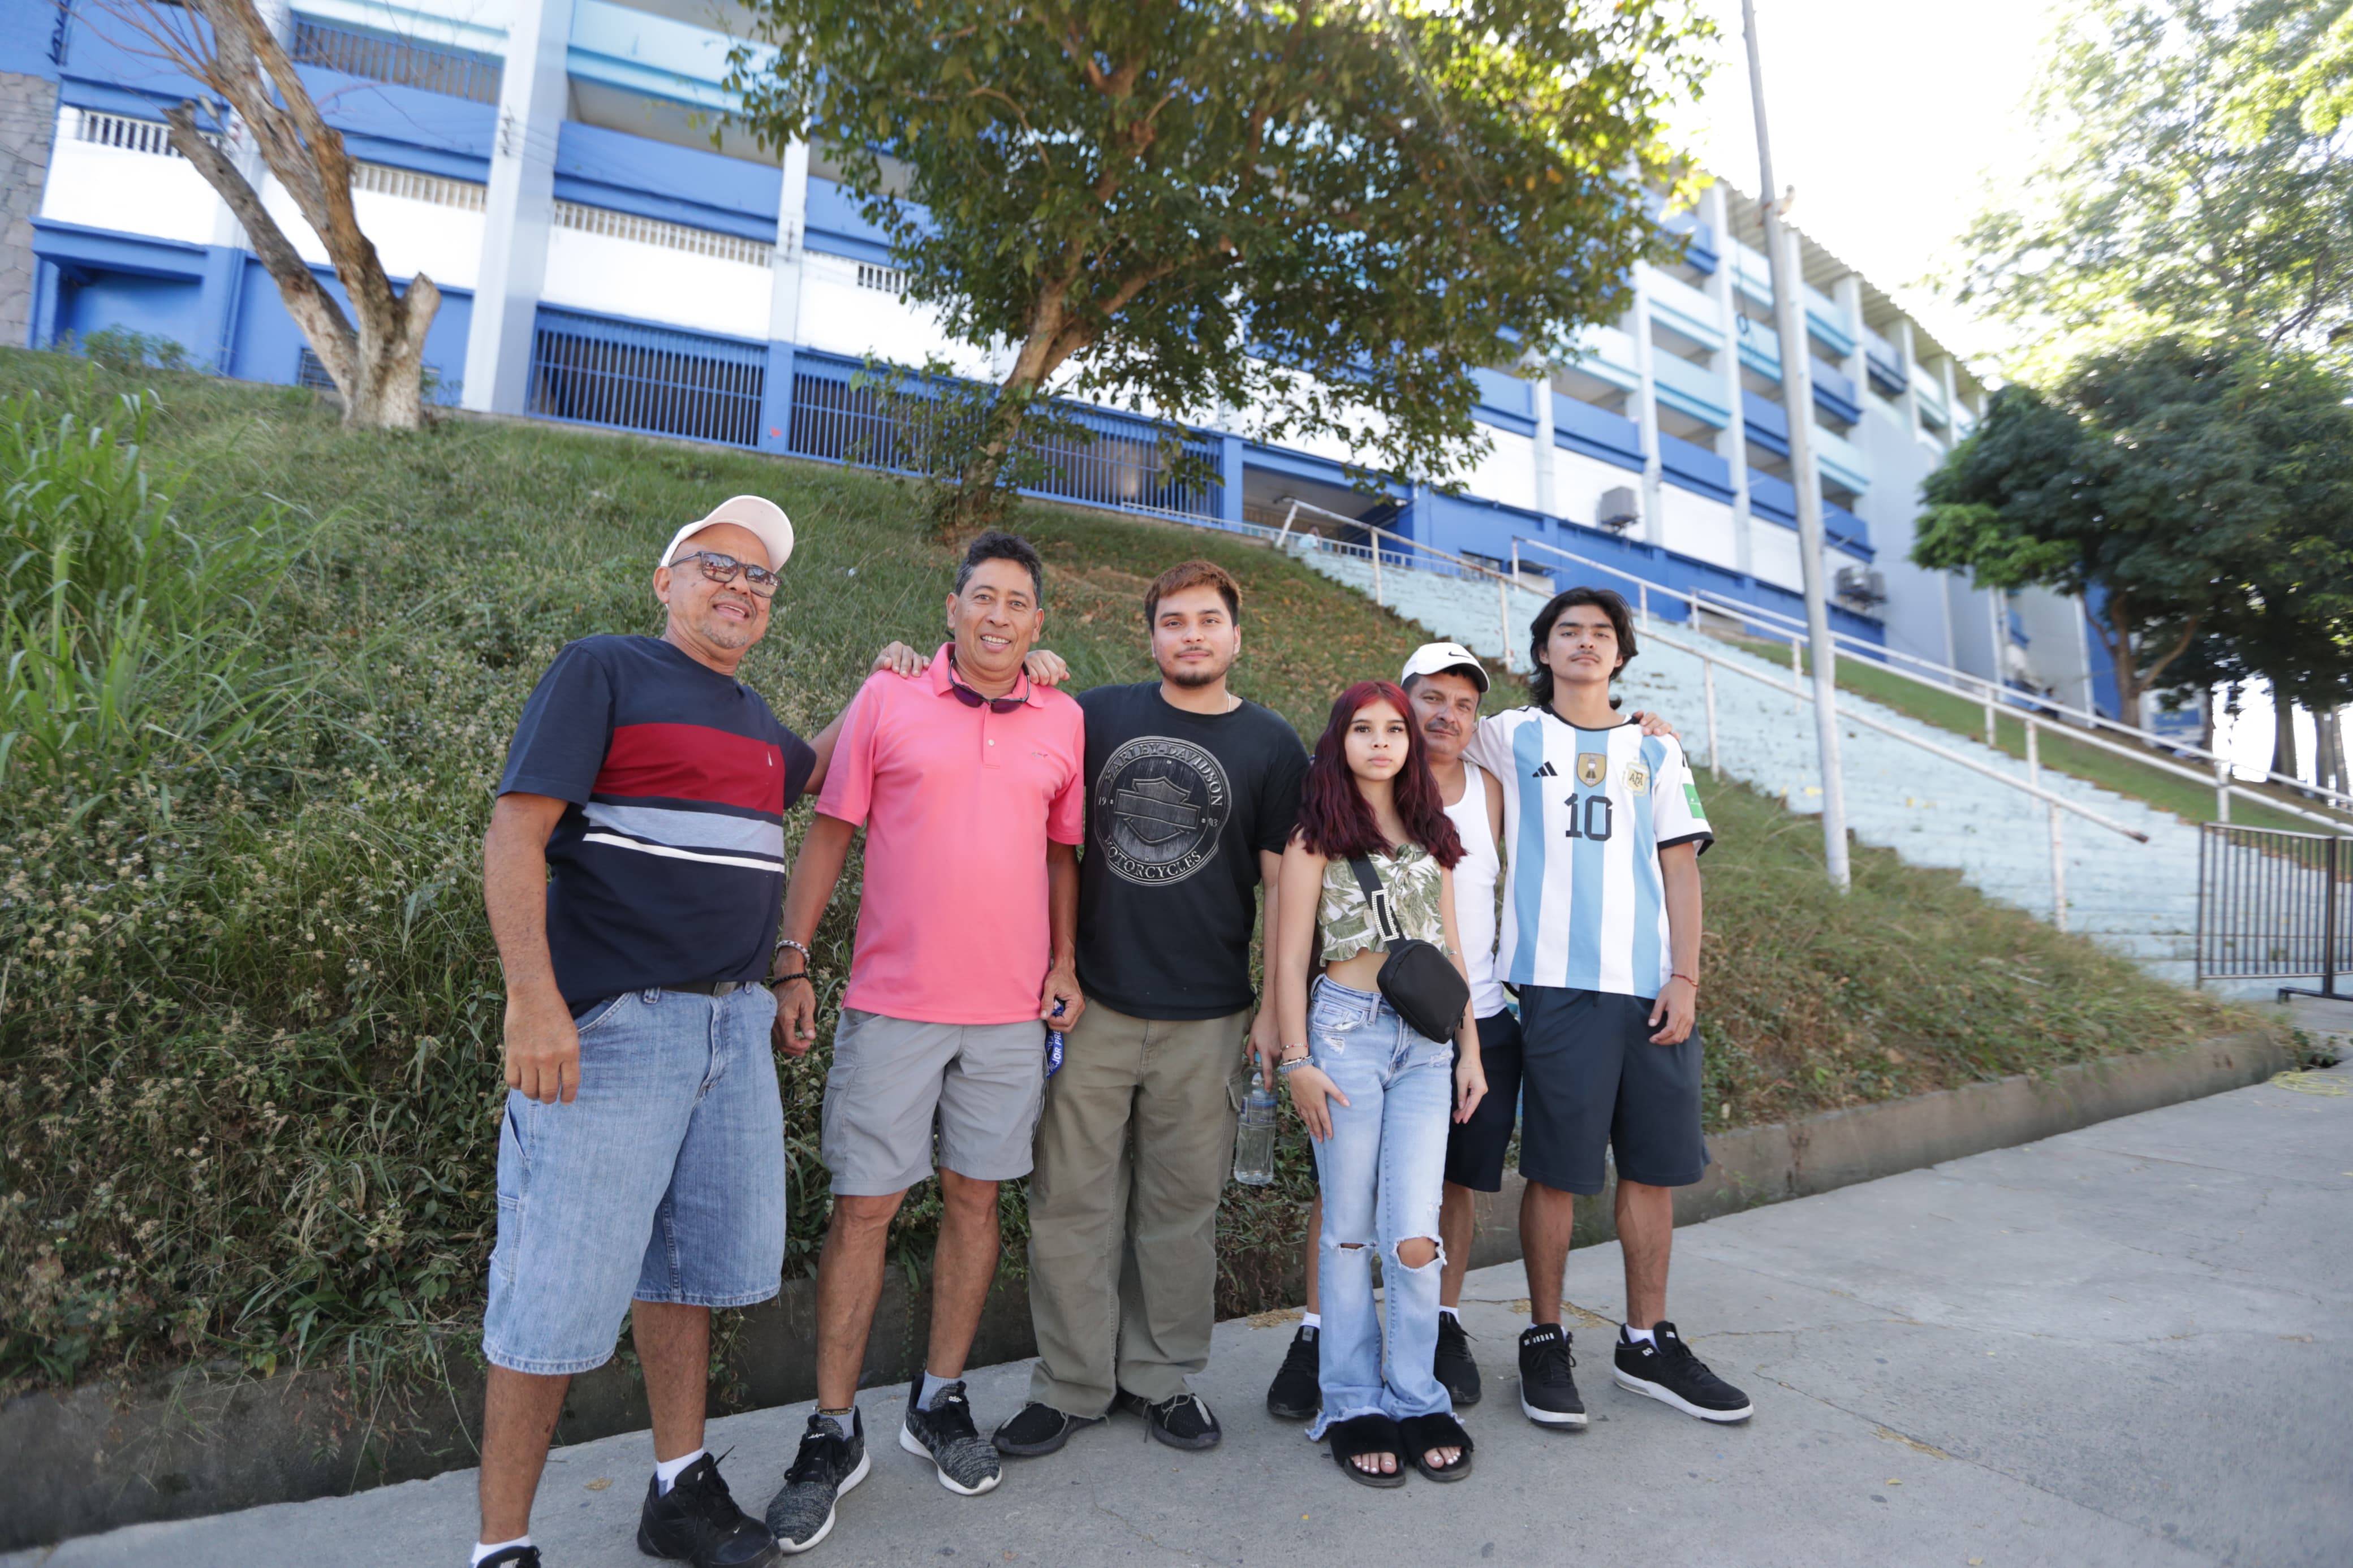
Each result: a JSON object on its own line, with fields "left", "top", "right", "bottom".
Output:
{"left": 1266, "top": 642, "right": 1674, "bottom": 1421}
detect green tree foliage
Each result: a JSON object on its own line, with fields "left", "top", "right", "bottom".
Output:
{"left": 1913, "top": 337, "right": 2353, "bottom": 726}
{"left": 1953, "top": 0, "right": 2353, "bottom": 375}
{"left": 727, "top": 0, "right": 1712, "bottom": 524}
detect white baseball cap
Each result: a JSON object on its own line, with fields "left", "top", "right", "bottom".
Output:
{"left": 1400, "top": 641, "right": 1490, "bottom": 693}
{"left": 660, "top": 495, "right": 795, "bottom": 574}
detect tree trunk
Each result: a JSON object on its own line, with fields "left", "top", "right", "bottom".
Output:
{"left": 152, "top": 0, "right": 437, "bottom": 429}
{"left": 2317, "top": 706, "right": 2346, "bottom": 797}
{"left": 2270, "top": 695, "right": 2299, "bottom": 784}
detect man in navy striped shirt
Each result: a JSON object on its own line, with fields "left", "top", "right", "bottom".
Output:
{"left": 472, "top": 496, "right": 815, "bottom": 1568}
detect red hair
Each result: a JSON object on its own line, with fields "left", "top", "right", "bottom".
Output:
{"left": 1295, "top": 681, "right": 1464, "bottom": 867}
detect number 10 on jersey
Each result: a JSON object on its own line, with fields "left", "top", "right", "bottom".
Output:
{"left": 1562, "top": 792, "right": 1614, "bottom": 842}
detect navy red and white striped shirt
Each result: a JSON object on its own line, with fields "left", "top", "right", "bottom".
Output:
{"left": 498, "top": 635, "right": 817, "bottom": 1010}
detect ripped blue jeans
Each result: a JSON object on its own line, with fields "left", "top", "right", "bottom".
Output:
{"left": 1303, "top": 977, "right": 1455, "bottom": 1439}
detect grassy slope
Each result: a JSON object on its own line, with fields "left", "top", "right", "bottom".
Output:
{"left": 0, "top": 351, "right": 2250, "bottom": 1393}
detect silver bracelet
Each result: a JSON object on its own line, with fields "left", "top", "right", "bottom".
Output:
{"left": 775, "top": 937, "right": 812, "bottom": 962}
{"left": 1276, "top": 1055, "right": 1314, "bottom": 1076}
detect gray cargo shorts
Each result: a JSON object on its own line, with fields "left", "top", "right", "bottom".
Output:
{"left": 821, "top": 1007, "right": 1048, "bottom": 1195}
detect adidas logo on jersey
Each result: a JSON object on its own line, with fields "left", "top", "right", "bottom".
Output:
{"left": 1532, "top": 761, "right": 1558, "bottom": 777}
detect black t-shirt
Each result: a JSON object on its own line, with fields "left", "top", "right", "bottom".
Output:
{"left": 1074, "top": 683, "right": 1308, "bottom": 1020}
{"left": 497, "top": 635, "right": 817, "bottom": 1011}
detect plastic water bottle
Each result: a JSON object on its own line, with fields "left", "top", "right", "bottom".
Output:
{"left": 1232, "top": 1083, "right": 1278, "bottom": 1186}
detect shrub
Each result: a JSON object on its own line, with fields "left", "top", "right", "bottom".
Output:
{"left": 70, "top": 327, "right": 192, "bottom": 376}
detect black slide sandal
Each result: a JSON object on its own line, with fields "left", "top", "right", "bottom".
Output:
{"left": 1326, "top": 1414, "right": 1409, "bottom": 1488}
{"left": 1398, "top": 1412, "right": 1475, "bottom": 1481}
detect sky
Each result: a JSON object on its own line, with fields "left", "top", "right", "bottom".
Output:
{"left": 1667, "top": 0, "right": 2065, "bottom": 368}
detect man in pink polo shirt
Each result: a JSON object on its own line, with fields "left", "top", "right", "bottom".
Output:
{"left": 764, "top": 530, "right": 1084, "bottom": 1552}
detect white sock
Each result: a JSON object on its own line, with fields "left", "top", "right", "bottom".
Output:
{"left": 471, "top": 1537, "right": 531, "bottom": 1567}
{"left": 1622, "top": 1324, "right": 1656, "bottom": 1346}
{"left": 653, "top": 1448, "right": 705, "bottom": 1494}
{"left": 1300, "top": 1312, "right": 1321, "bottom": 1331}
{"left": 919, "top": 1370, "right": 960, "bottom": 1410}
{"left": 1438, "top": 1306, "right": 1461, "bottom": 1324}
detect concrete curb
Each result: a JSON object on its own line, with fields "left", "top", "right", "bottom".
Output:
{"left": 0, "top": 1028, "right": 2293, "bottom": 1550}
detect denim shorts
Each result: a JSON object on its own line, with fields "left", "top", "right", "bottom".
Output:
{"left": 483, "top": 984, "right": 786, "bottom": 1376}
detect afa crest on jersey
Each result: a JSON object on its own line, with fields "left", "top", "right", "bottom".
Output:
{"left": 1624, "top": 761, "right": 1651, "bottom": 795}
{"left": 1576, "top": 751, "right": 1607, "bottom": 787}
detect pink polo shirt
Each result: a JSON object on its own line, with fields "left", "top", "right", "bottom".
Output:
{"left": 817, "top": 645, "right": 1086, "bottom": 1024}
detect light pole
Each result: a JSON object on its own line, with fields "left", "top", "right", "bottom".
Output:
{"left": 1741, "top": 0, "right": 1851, "bottom": 891}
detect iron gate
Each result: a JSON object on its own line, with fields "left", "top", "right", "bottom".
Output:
{"left": 2196, "top": 823, "right": 2353, "bottom": 995}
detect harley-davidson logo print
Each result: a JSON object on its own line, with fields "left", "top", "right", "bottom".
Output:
{"left": 1575, "top": 751, "right": 1607, "bottom": 788}
{"left": 1093, "top": 735, "right": 1232, "bottom": 884}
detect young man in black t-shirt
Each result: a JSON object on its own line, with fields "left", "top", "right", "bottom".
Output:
{"left": 990, "top": 560, "right": 1308, "bottom": 1459}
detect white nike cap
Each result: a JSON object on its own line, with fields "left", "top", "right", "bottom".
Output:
{"left": 660, "top": 495, "right": 795, "bottom": 573}
{"left": 1400, "top": 641, "right": 1490, "bottom": 693}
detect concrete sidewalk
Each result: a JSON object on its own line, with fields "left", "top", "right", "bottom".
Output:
{"left": 12, "top": 1065, "right": 2348, "bottom": 1568}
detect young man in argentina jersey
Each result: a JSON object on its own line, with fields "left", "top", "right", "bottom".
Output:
{"left": 1463, "top": 586, "right": 1754, "bottom": 1430}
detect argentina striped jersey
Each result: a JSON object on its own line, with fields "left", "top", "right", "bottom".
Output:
{"left": 1464, "top": 708, "right": 1712, "bottom": 999}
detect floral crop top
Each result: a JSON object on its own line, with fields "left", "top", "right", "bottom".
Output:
{"left": 1317, "top": 844, "right": 1448, "bottom": 965}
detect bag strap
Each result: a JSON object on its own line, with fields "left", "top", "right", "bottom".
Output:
{"left": 1348, "top": 856, "right": 1403, "bottom": 949}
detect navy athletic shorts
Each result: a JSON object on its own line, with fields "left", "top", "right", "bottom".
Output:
{"left": 1442, "top": 1008, "right": 1525, "bottom": 1193}
{"left": 1516, "top": 984, "right": 1708, "bottom": 1196}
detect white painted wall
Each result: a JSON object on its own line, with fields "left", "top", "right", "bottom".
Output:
{"left": 1656, "top": 485, "right": 1738, "bottom": 565}
{"left": 1463, "top": 426, "right": 1537, "bottom": 513}
{"left": 256, "top": 175, "right": 485, "bottom": 290}
{"left": 1549, "top": 447, "right": 1645, "bottom": 530}
{"left": 540, "top": 224, "right": 771, "bottom": 338}
{"left": 1751, "top": 522, "right": 1802, "bottom": 591}
{"left": 794, "top": 250, "right": 989, "bottom": 374}
{"left": 43, "top": 115, "right": 219, "bottom": 245}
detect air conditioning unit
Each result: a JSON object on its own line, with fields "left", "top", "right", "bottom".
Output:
{"left": 1834, "top": 565, "right": 1887, "bottom": 607}
{"left": 1596, "top": 486, "right": 1640, "bottom": 533}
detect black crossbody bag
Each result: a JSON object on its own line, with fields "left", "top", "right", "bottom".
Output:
{"left": 1348, "top": 856, "right": 1471, "bottom": 1043}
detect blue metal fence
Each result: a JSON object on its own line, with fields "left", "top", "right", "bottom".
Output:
{"left": 528, "top": 309, "right": 766, "bottom": 447}
{"left": 784, "top": 352, "right": 1222, "bottom": 520}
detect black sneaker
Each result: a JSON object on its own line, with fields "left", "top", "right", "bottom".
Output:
{"left": 475, "top": 1550, "right": 540, "bottom": 1568}
{"left": 991, "top": 1401, "right": 1104, "bottom": 1457}
{"left": 1119, "top": 1389, "right": 1221, "bottom": 1451}
{"left": 638, "top": 1452, "right": 782, "bottom": 1567}
{"left": 765, "top": 1410, "right": 869, "bottom": 1557}
{"left": 1614, "top": 1322, "right": 1754, "bottom": 1423}
{"left": 1518, "top": 1323, "right": 1587, "bottom": 1428}
{"left": 899, "top": 1375, "right": 1002, "bottom": 1495}
{"left": 1265, "top": 1324, "right": 1320, "bottom": 1421}
{"left": 1434, "top": 1313, "right": 1483, "bottom": 1406}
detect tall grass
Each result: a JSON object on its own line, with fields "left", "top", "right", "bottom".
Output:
{"left": 1, "top": 380, "right": 337, "bottom": 812}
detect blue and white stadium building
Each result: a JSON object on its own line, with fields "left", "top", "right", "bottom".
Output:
{"left": 2, "top": 0, "right": 2141, "bottom": 723}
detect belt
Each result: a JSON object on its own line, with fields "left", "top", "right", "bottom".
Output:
{"left": 664, "top": 980, "right": 764, "bottom": 997}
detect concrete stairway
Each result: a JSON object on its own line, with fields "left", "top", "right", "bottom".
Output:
{"left": 1296, "top": 546, "right": 2213, "bottom": 990}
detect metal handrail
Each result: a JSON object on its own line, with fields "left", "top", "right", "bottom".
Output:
{"left": 1508, "top": 534, "right": 2353, "bottom": 830}
{"left": 1052, "top": 480, "right": 2146, "bottom": 923}
{"left": 1285, "top": 517, "right": 2154, "bottom": 927}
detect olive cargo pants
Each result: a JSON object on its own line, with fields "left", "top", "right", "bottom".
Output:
{"left": 1024, "top": 1000, "right": 1255, "bottom": 1416}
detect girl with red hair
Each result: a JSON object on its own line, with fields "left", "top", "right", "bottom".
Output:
{"left": 1272, "top": 680, "right": 1485, "bottom": 1487}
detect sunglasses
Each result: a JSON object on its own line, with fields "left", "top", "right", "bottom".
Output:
{"left": 946, "top": 656, "right": 1029, "bottom": 712}
{"left": 671, "top": 550, "right": 780, "bottom": 598}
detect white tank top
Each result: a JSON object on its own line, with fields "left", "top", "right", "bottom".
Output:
{"left": 1441, "top": 761, "right": 1507, "bottom": 1017}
